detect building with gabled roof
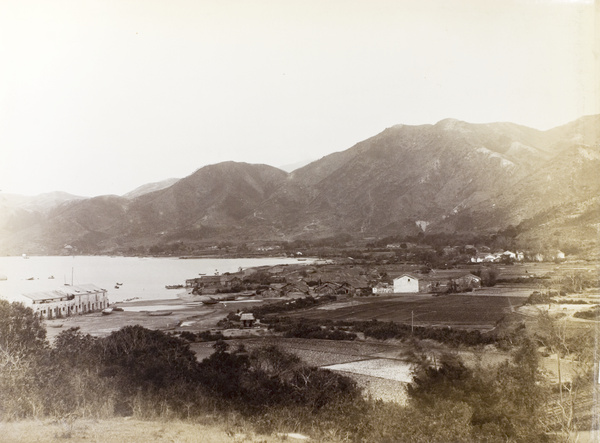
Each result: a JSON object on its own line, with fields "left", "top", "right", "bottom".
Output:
{"left": 240, "top": 312, "right": 255, "bottom": 328}
{"left": 393, "top": 274, "right": 419, "bottom": 293}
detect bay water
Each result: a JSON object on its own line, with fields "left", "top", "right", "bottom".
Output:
{"left": 0, "top": 255, "right": 309, "bottom": 303}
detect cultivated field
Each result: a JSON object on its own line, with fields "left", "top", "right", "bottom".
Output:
{"left": 284, "top": 294, "right": 528, "bottom": 331}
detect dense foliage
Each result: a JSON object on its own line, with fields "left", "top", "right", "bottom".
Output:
{"left": 0, "top": 301, "right": 590, "bottom": 441}
{"left": 0, "top": 300, "right": 46, "bottom": 357}
{"left": 0, "top": 304, "right": 361, "bottom": 426}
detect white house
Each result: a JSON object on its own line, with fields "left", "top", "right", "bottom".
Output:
{"left": 502, "top": 250, "right": 517, "bottom": 260}
{"left": 471, "top": 253, "right": 498, "bottom": 263}
{"left": 20, "top": 284, "right": 109, "bottom": 319}
{"left": 372, "top": 283, "right": 393, "bottom": 294}
{"left": 393, "top": 274, "right": 420, "bottom": 293}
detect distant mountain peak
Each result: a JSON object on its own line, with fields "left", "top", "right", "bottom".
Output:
{"left": 122, "top": 178, "right": 179, "bottom": 199}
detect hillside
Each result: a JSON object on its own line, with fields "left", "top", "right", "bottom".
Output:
{"left": 122, "top": 178, "right": 180, "bottom": 199}
{"left": 1, "top": 115, "right": 598, "bottom": 254}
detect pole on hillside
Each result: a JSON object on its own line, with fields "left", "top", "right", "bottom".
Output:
{"left": 411, "top": 311, "right": 414, "bottom": 334}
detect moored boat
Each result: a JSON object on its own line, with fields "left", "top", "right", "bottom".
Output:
{"left": 201, "top": 298, "right": 219, "bottom": 305}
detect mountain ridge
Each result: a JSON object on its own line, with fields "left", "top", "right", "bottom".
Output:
{"left": 1, "top": 115, "right": 598, "bottom": 255}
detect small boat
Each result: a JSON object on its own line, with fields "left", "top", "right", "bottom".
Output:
{"left": 148, "top": 311, "right": 173, "bottom": 316}
{"left": 165, "top": 284, "right": 184, "bottom": 289}
{"left": 102, "top": 308, "right": 114, "bottom": 315}
{"left": 48, "top": 275, "right": 55, "bottom": 279}
{"left": 116, "top": 282, "right": 123, "bottom": 286}
{"left": 201, "top": 297, "right": 219, "bottom": 305}
{"left": 26, "top": 277, "right": 34, "bottom": 281}
{"left": 114, "top": 285, "right": 120, "bottom": 289}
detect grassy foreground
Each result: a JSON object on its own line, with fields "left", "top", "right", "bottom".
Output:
{"left": 0, "top": 418, "right": 303, "bottom": 443}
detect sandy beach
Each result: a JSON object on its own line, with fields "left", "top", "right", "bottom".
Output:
{"left": 43, "top": 296, "right": 268, "bottom": 342}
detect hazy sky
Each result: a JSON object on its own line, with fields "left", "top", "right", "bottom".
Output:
{"left": 1, "top": 0, "right": 597, "bottom": 197}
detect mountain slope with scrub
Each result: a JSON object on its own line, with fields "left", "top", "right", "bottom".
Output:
{"left": 1, "top": 115, "right": 598, "bottom": 254}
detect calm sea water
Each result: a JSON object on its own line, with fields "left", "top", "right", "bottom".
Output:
{"left": 0, "top": 256, "right": 310, "bottom": 303}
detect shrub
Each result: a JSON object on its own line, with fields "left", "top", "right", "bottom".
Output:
{"left": 0, "top": 300, "right": 47, "bottom": 357}
{"left": 526, "top": 291, "right": 555, "bottom": 305}
{"left": 573, "top": 306, "right": 600, "bottom": 321}
{"left": 197, "top": 330, "right": 225, "bottom": 341}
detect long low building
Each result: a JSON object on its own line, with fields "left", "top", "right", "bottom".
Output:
{"left": 19, "top": 284, "right": 109, "bottom": 319}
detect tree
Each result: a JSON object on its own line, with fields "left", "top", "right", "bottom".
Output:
{"left": 99, "top": 326, "right": 199, "bottom": 391}
{"left": 536, "top": 311, "right": 595, "bottom": 438}
{"left": 0, "top": 300, "right": 46, "bottom": 357}
{"left": 0, "top": 301, "right": 48, "bottom": 419}
{"left": 407, "top": 341, "right": 548, "bottom": 441}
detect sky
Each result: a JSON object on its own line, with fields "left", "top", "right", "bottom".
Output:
{"left": 1, "top": 0, "right": 597, "bottom": 197}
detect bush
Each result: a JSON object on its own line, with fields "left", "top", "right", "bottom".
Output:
{"left": 526, "top": 291, "right": 555, "bottom": 305}
{"left": 573, "top": 306, "right": 600, "bottom": 320}
{"left": 0, "top": 300, "right": 47, "bottom": 357}
{"left": 280, "top": 323, "right": 357, "bottom": 341}
{"left": 407, "top": 339, "right": 548, "bottom": 441}
{"left": 197, "top": 341, "right": 361, "bottom": 412}
{"left": 354, "top": 320, "right": 494, "bottom": 346}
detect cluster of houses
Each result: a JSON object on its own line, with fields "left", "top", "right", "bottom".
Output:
{"left": 18, "top": 284, "right": 109, "bottom": 319}
{"left": 185, "top": 273, "right": 359, "bottom": 298}
{"left": 469, "top": 248, "right": 566, "bottom": 263}
{"left": 184, "top": 265, "right": 485, "bottom": 298}
{"left": 386, "top": 242, "right": 566, "bottom": 264}
{"left": 470, "top": 249, "right": 565, "bottom": 263}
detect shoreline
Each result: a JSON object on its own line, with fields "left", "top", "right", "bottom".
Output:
{"left": 42, "top": 295, "right": 267, "bottom": 342}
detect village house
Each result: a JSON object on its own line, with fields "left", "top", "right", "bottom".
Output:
{"left": 372, "top": 282, "right": 393, "bottom": 294}
{"left": 393, "top": 274, "right": 420, "bottom": 293}
{"left": 185, "top": 273, "right": 244, "bottom": 293}
{"left": 314, "top": 282, "right": 341, "bottom": 296}
{"left": 20, "top": 284, "right": 109, "bottom": 319}
{"left": 471, "top": 252, "right": 499, "bottom": 263}
{"left": 418, "top": 273, "right": 482, "bottom": 293}
{"left": 258, "top": 283, "right": 286, "bottom": 297}
{"left": 240, "top": 313, "right": 255, "bottom": 328}
{"left": 280, "top": 281, "right": 310, "bottom": 297}
{"left": 313, "top": 280, "right": 361, "bottom": 296}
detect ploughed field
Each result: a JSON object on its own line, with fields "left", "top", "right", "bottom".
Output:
{"left": 284, "top": 294, "right": 529, "bottom": 331}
